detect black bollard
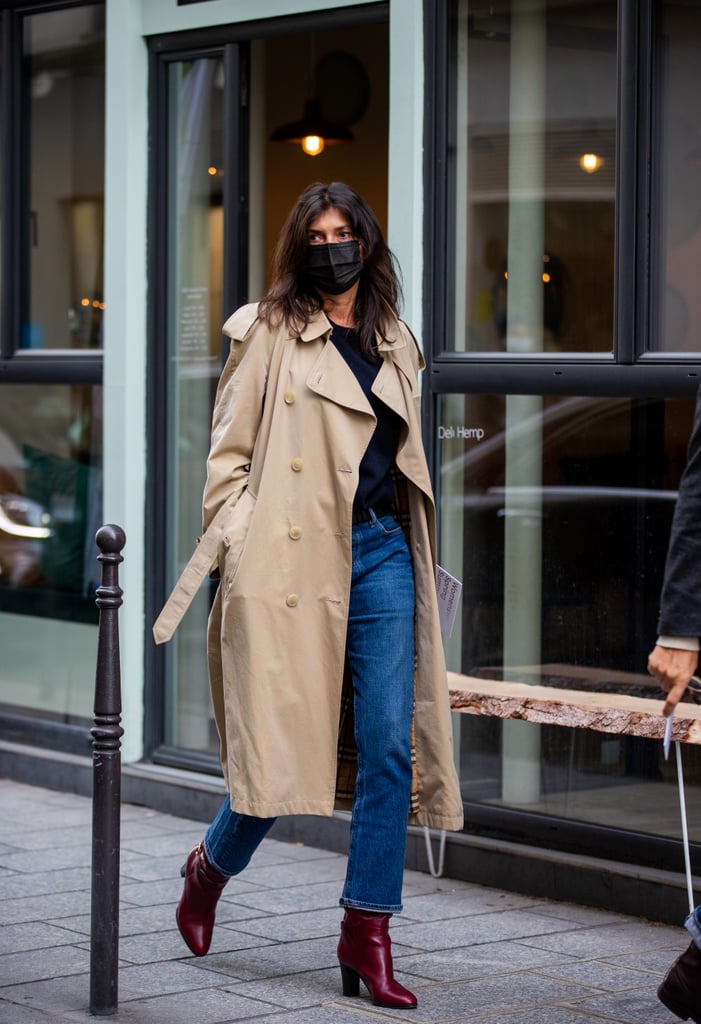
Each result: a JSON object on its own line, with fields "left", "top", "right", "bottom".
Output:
{"left": 89, "top": 524, "right": 126, "bottom": 1016}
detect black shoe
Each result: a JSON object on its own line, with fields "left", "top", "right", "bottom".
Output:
{"left": 658, "top": 942, "right": 701, "bottom": 1023}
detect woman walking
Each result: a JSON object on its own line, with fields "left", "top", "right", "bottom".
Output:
{"left": 154, "top": 181, "right": 463, "bottom": 1008}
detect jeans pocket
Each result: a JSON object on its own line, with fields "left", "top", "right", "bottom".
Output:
{"left": 374, "top": 514, "right": 402, "bottom": 536}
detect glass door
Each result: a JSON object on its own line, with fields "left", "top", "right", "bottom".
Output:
{"left": 151, "top": 43, "right": 249, "bottom": 761}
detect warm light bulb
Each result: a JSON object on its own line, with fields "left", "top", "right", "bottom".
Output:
{"left": 542, "top": 272, "right": 551, "bottom": 283}
{"left": 207, "top": 166, "right": 217, "bottom": 176}
{"left": 579, "top": 152, "right": 602, "bottom": 173}
{"left": 302, "top": 135, "right": 324, "bottom": 156}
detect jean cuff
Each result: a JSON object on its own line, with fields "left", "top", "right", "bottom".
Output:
{"left": 684, "top": 906, "right": 701, "bottom": 950}
{"left": 340, "top": 898, "right": 402, "bottom": 915}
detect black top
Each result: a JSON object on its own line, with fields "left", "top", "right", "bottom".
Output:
{"left": 328, "top": 320, "right": 402, "bottom": 514}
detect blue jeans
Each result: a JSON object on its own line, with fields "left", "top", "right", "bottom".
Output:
{"left": 204, "top": 511, "right": 415, "bottom": 913}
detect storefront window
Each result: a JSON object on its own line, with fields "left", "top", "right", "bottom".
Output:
{"left": 24, "top": 5, "right": 105, "bottom": 350}
{"left": 438, "top": 391, "right": 701, "bottom": 838}
{"left": 651, "top": 2, "right": 701, "bottom": 352}
{"left": 448, "top": 1, "right": 616, "bottom": 354}
{"left": 0, "top": 382, "right": 101, "bottom": 722}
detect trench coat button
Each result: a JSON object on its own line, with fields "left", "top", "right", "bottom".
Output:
{"left": 284, "top": 390, "right": 296, "bottom": 404}
{"left": 286, "top": 593, "right": 299, "bottom": 607}
{"left": 291, "top": 457, "right": 303, "bottom": 471}
{"left": 289, "top": 526, "right": 302, "bottom": 540}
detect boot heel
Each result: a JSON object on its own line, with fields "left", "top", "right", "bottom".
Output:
{"left": 339, "top": 961, "right": 360, "bottom": 997}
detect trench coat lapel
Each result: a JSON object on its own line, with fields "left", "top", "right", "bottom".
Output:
{"left": 306, "top": 335, "right": 374, "bottom": 416}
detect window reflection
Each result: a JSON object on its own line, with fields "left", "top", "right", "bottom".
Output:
{"left": 438, "top": 393, "right": 701, "bottom": 837}
{"left": 652, "top": 2, "right": 701, "bottom": 352}
{"left": 25, "top": 5, "right": 105, "bottom": 350}
{"left": 0, "top": 384, "right": 102, "bottom": 621}
{"left": 451, "top": 1, "right": 616, "bottom": 353}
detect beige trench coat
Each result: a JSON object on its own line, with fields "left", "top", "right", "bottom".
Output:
{"left": 156, "top": 303, "right": 464, "bottom": 831}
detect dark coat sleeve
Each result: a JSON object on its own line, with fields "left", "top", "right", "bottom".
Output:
{"left": 658, "top": 384, "right": 701, "bottom": 638}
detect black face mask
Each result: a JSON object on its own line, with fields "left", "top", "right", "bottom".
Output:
{"left": 303, "top": 240, "right": 362, "bottom": 295}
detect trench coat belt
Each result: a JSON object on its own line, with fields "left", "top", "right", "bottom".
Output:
{"left": 152, "top": 496, "right": 236, "bottom": 646}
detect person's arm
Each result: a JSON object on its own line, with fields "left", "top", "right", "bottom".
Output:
{"left": 649, "top": 385, "right": 701, "bottom": 713}
{"left": 202, "top": 320, "right": 273, "bottom": 533}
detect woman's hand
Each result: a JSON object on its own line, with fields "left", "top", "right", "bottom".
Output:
{"left": 648, "top": 644, "right": 699, "bottom": 716}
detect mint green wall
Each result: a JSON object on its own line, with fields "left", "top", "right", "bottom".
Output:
{"left": 102, "top": 0, "right": 424, "bottom": 762}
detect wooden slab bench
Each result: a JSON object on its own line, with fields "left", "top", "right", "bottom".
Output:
{"left": 448, "top": 665, "right": 701, "bottom": 744}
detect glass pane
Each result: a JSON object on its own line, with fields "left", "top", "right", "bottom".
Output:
{"left": 450, "top": 1, "right": 616, "bottom": 353}
{"left": 24, "top": 6, "right": 105, "bottom": 350}
{"left": 651, "top": 3, "right": 701, "bottom": 352}
{"left": 164, "top": 57, "right": 225, "bottom": 755}
{"left": 437, "top": 392, "right": 701, "bottom": 839}
{"left": 0, "top": 383, "right": 102, "bottom": 616}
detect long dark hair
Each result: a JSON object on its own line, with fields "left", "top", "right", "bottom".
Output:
{"left": 258, "top": 182, "right": 402, "bottom": 358}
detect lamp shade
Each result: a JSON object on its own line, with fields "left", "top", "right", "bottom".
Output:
{"left": 270, "top": 98, "right": 354, "bottom": 148}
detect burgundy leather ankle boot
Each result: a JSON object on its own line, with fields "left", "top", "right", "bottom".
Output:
{"left": 175, "top": 842, "right": 229, "bottom": 956}
{"left": 337, "top": 908, "right": 417, "bottom": 1008}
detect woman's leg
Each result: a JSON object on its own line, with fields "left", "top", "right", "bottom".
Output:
{"left": 336, "top": 514, "right": 417, "bottom": 1008}
{"left": 177, "top": 799, "right": 276, "bottom": 955}
{"left": 204, "top": 798, "right": 277, "bottom": 876}
{"left": 341, "top": 514, "right": 415, "bottom": 912}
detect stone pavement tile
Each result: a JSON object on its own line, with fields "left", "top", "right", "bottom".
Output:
{"left": 0, "top": 998, "right": 60, "bottom": 1024}
{"left": 122, "top": 835, "right": 303, "bottom": 870}
{"left": 92, "top": 926, "right": 275, "bottom": 966}
{"left": 250, "top": 1005, "right": 422, "bottom": 1024}
{"left": 233, "top": 879, "right": 349, "bottom": 915}
{"left": 269, "top": 842, "right": 352, "bottom": 863}
{"left": 239, "top": 856, "right": 349, "bottom": 890}
{"left": 119, "top": 874, "right": 260, "bottom": 906}
{"left": 0, "top": 845, "right": 144, "bottom": 874}
{"left": 104, "top": 987, "right": 275, "bottom": 1024}
{"left": 187, "top": 935, "right": 340, "bottom": 982}
{"left": 388, "top": 908, "right": 581, "bottom": 952}
{"left": 0, "top": 961, "right": 228, "bottom": 1015}
{"left": 56, "top": 899, "right": 272, "bottom": 938}
{"left": 401, "top": 871, "right": 465, "bottom": 898}
{"left": 223, "top": 966, "right": 351, "bottom": 1010}
{"left": 0, "top": 807, "right": 91, "bottom": 831}
{"left": 0, "top": 921, "right": 88, "bottom": 955}
{"left": 224, "top": 906, "right": 347, "bottom": 943}
{"left": 465, "top": 1009, "right": 598, "bottom": 1024}
{"left": 0, "top": 867, "right": 92, "bottom": 899}
{"left": 518, "top": 920, "right": 686, "bottom": 958}
{"left": 534, "top": 958, "right": 660, "bottom": 992}
{"left": 5, "top": 824, "right": 105, "bottom": 853}
{"left": 118, "top": 853, "right": 200, "bottom": 883}
{"left": 327, "top": 974, "right": 596, "bottom": 1023}
{"left": 610, "top": 947, "right": 685, "bottom": 975}
{"left": 524, "top": 899, "right": 642, "bottom": 928}
{"left": 2, "top": 890, "right": 90, "bottom": 925}
{"left": 564, "top": 990, "right": 677, "bottom": 1022}
{"left": 401, "top": 887, "right": 543, "bottom": 923}
{"left": 394, "top": 939, "right": 579, "bottom": 982}
{"left": 0, "top": 945, "right": 90, "bottom": 986}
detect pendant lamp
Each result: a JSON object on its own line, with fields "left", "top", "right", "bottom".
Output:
{"left": 270, "top": 97, "right": 354, "bottom": 157}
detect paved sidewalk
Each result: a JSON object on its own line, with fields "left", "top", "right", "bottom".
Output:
{"left": 0, "top": 778, "right": 690, "bottom": 1023}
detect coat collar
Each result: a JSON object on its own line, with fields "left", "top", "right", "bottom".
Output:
{"left": 298, "top": 307, "right": 408, "bottom": 354}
